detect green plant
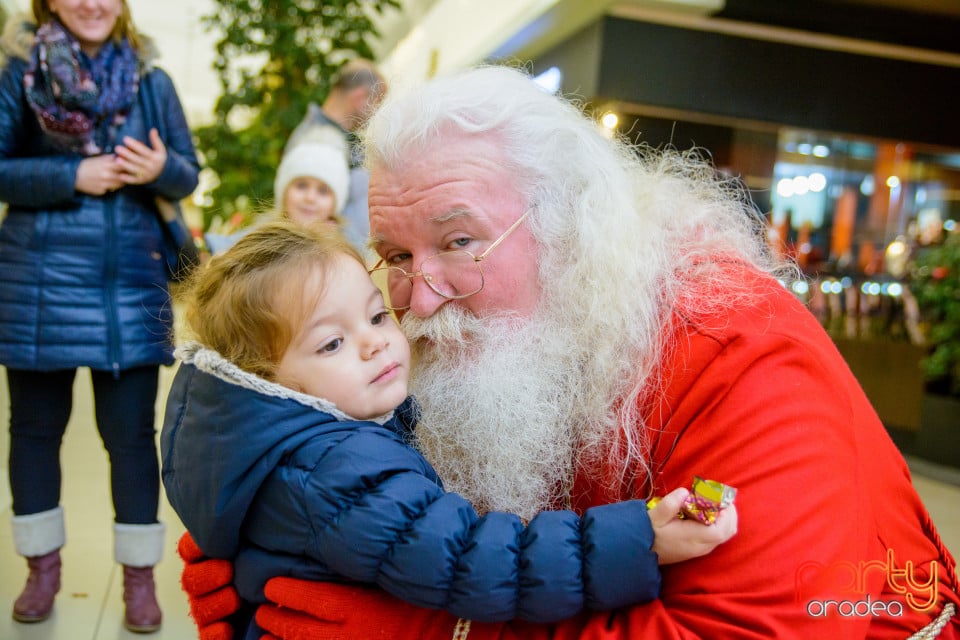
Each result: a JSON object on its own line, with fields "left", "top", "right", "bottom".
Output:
{"left": 195, "top": 0, "right": 399, "bottom": 229}
{"left": 910, "top": 231, "right": 960, "bottom": 396}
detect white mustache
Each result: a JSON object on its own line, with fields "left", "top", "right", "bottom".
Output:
{"left": 400, "top": 305, "right": 486, "bottom": 346}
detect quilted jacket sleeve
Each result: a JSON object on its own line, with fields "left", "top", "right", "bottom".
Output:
{"left": 142, "top": 68, "right": 199, "bottom": 201}
{"left": 300, "top": 431, "right": 659, "bottom": 624}
{"left": 0, "top": 59, "right": 82, "bottom": 208}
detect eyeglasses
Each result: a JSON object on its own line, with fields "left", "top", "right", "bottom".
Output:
{"left": 368, "top": 209, "right": 531, "bottom": 310}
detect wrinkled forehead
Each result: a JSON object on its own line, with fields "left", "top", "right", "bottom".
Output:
{"left": 368, "top": 149, "right": 525, "bottom": 248}
{"left": 370, "top": 130, "right": 517, "bottom": 202}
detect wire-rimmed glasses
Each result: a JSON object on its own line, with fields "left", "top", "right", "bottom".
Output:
{"left": 368, "top": 209, "right": 531, "bottom": 310}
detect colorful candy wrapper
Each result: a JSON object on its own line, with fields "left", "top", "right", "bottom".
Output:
{"left": 683, "top": 476, "right": 737, "bottom": 524}
{"left": 647, "top": 476, "right": 737, "bottom": 526}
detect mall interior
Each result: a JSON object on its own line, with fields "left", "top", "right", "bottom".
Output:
{"left": 0, "top": 0, "right": 959, "bottom": 638}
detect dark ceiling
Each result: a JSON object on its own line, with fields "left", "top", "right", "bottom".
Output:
{"left": 714, "top": 0, "right": 960, "bottom": 56}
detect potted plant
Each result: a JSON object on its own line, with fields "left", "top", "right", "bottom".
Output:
{"left": 908, "top": 230, "right": 960, "bottom": 467}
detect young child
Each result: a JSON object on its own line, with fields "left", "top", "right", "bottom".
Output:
{"left": 160, "top": 221, "right": 737, "bottom": 637}
{"left": 273, "top": 140, "right": 349, "bottom": 228}
{"left": 205, "top": 139, "right": 350, "bottom": 254}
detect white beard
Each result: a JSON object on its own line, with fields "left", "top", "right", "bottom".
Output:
{"left": 402, "top": 306, "right": 588, "bottom": 523}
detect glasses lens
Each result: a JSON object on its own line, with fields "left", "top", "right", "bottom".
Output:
{"left": 370, "top": 266, "right": 412, "bottom": 310}
{"left": 422, "top": 251, "right": 483, "bottom": 299}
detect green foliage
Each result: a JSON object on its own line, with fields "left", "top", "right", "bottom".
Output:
{"left": 195, "top": 0, "right": 399, "bottom": 228}
{"left": 910, "top": 232, "right": 960, "bottom": 396}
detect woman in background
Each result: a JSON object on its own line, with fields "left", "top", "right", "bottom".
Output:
{"left": 0, "top": 0, "right": 199, "bottom": 632}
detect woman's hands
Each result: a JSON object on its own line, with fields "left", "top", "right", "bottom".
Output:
{"left": 75, "top": 154, "right": 125, "bottom": 195}
{"left": 75, "top": 128, "right": 168, "bottom": 195}
{"left": 115, "top": 128, "right": 167, "bottom": 185}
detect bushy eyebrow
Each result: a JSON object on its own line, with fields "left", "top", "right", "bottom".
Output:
{"left": 428, "top": 208, "right": 472, "bottom": 224}
{"left": 370, "top": 209, "right": 475, "bottom": 251}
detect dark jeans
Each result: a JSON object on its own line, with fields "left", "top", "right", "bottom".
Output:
{"left": 6, "top": 366, "right": 161, "bottom": 524}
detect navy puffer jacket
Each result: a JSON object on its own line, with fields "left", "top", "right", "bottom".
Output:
{"left": 161, "top": 345, "right": 661, "bottom": 623}
{"left": 0, "top": 18, "right": 199, "bottom": 372}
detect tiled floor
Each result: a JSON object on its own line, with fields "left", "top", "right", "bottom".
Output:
{"left": 0, "top": 366, "right": 194, "bottom": 640}
{"left": 1, "top": 366, "right": 959, "bottom": 640}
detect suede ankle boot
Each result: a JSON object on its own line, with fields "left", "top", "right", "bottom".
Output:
{"left": 12, "top": 549, "right": 61, "bottom": 623}
{"left": 123, "top": 565, "right": 162, "bottom": 633}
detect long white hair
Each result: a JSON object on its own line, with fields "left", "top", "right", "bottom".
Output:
{"left": 363, "top": 64, "right": 791, "bottom": 496}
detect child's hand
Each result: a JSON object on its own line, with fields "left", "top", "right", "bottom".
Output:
{"left": 649, "top": 487, "right": 738, "bottom": 565}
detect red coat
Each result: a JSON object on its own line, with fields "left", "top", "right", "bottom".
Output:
{"left": 549, "top": 264, "right": 960, "bottom": 639}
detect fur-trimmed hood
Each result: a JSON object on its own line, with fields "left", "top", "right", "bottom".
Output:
{"left": 161, "top": 342, "right": 416, "bottom": 559}
{"left": 0, "top": 12, "right": 158, "bottom": 67}
{"left": 175, "top": 342, "right": 395, "bottom": 425}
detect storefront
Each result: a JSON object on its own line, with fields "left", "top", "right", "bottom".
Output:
{"left": 528, "top": 15, "right": 960, "bottom": 442}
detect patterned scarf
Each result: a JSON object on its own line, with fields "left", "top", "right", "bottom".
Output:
{"left": 24, "top": 19, "right": 140, "bottom": 156}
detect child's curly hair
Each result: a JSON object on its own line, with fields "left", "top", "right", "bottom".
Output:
{"left": 177, "top": 220, "right": 364, "bottom": 380}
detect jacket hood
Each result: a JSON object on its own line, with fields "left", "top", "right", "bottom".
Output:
{"left": 1, "top": 13, "right": 159, "bottom": 66}
{"left": 175, "top": 342, "right": 385, "bottom": 422}
{"left": 160, "top": 344, "right": 402, "bottom": 557}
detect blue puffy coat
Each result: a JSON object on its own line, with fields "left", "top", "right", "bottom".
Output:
{"left": 161, "top": 345, "right": 660, "bottom": 624}
{"left": 0, "top": 18, "right": 200, "bottom": 372}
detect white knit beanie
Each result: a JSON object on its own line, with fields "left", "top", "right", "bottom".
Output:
{"left": 274, "top": 142, "right": 350, "bottom": 214}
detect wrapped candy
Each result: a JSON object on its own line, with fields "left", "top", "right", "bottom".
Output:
{"left": 682, "top": 476, "right": 737, "bottom": 524}
{"left": 647, "top": 476, "right": 737, "bottom": 526}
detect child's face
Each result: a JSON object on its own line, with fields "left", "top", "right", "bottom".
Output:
{"left": 276, "top": 255, "right": 411, "bottom": 420}
{"left": 283, "top": 176, "right": 338, "bottom": 227}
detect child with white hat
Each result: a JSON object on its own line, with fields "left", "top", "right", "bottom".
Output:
{"left": 206, "top": 133, "right": 350, "bottom": 254}
{"left": 273, "top": 141, "right": 350, "bottom": 228}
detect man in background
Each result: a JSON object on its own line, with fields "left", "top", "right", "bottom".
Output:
{"left": 284, "top": 58, "right": 386, "bottom": 253}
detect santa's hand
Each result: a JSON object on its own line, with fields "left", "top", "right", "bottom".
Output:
{"left": 259, "top": 578, "right": 494, "bottom": 640}
{"left": 177, "top": 531, "right": 242, "bottom": 640}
